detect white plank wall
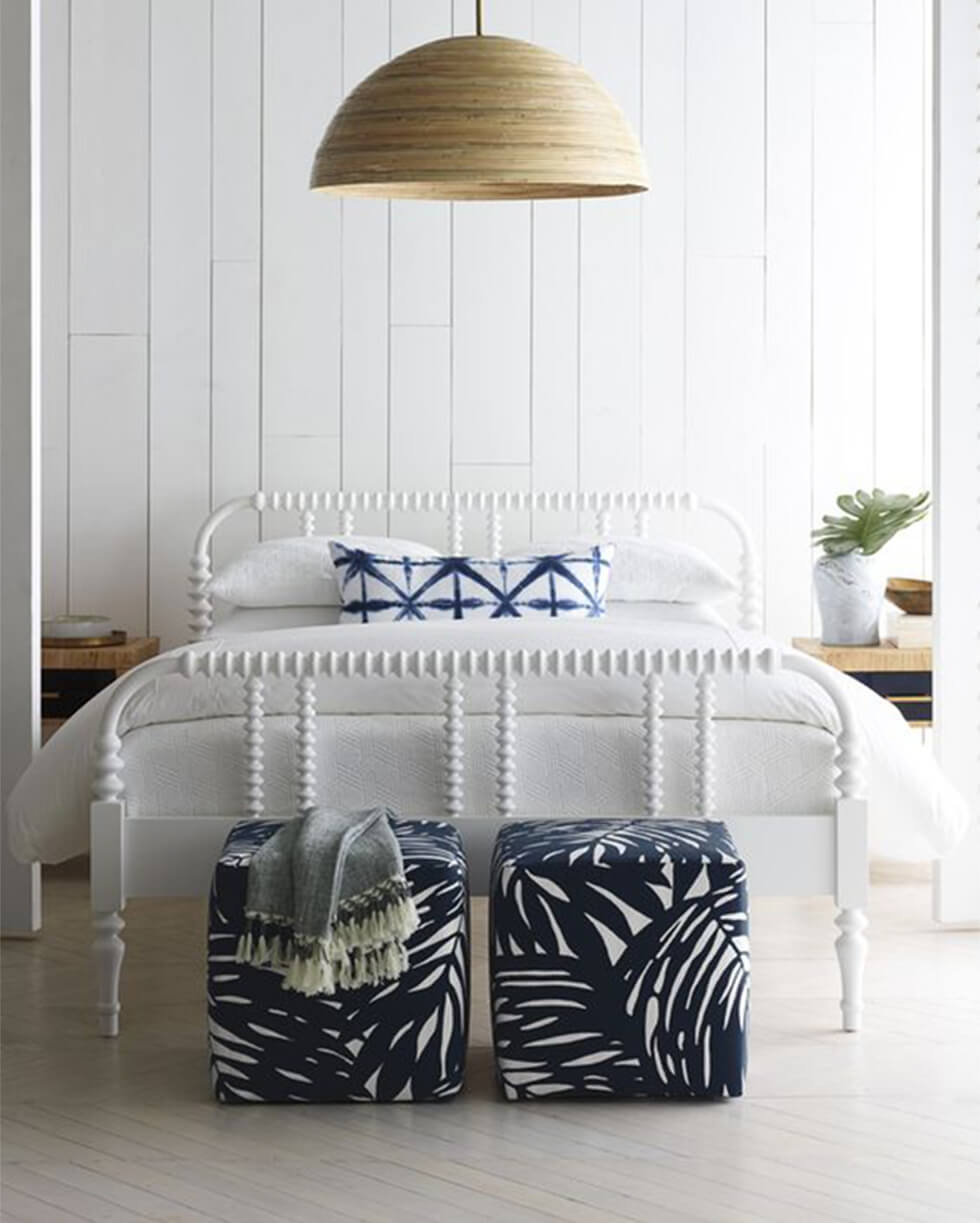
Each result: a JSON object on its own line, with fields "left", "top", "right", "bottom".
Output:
{"left": 764, "top": 0, "right": 814, "bottom": 640}
{"left": 40, "top": 0, "right": 932, "bottom": 649}
{"left": 211, "top": 0, "right": 262, "bottom": 571}
{"left": 148, "top": 0, "right": 212, "bottom": 651}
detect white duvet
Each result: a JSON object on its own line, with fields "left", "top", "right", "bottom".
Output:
{"left": 8, "top": 617, "right": 971, "bottom": 864}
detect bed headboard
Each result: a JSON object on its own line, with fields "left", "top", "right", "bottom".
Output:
{"left": 189, "top": 489, "right": 761, "bottom": 640}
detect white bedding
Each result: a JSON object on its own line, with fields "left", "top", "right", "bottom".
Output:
{"left": 213, "top": 600, "right": 725, "bottom": 634}
{"left": 8, "top": 617, "right": 971, "bottom": 864}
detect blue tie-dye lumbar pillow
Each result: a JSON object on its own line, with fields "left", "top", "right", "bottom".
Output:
{"left": 329, "top": 543, "right": 615, "bottom": 623}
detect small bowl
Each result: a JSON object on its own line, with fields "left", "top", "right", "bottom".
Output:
{"left": 885, "top": 578, "right": 932, "bottom": 617}
{"left": 42, "top": 614, "right": 114, "bottom": 639}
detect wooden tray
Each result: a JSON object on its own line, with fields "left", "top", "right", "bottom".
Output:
{"left": 41, "top": 630, "right": 127, "bottom": 650}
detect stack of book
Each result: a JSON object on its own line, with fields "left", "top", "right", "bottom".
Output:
{"left": 887, "top": 610, "right": 932, "bottom": 649}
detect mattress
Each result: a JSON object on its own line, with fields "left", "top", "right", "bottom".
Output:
{"left": 119, "top": 713, "right": 836, "bottom": 821}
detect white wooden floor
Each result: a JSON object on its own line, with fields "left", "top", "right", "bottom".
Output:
{"left": 2, "top": 865, "right": 979, "bottom": 1223}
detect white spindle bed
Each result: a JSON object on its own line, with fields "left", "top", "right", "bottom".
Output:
{"left": 87, "top": 490, "right": 868, "bottom": 1039}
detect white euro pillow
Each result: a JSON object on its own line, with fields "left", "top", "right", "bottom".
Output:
{"left": 604, "top": 600, "right": 727, "bottom": 626}
{"left": 205, "top": 535, "right": 440, "bottom": 609}
{"left": 513, "top": 536, "right": 737, "bottom": 604}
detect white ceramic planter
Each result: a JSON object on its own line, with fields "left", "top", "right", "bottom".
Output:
{"left": 813, "top": 552, "right": 884, "bottom": 646}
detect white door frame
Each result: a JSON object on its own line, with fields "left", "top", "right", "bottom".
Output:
{"left": 932, "top": 0, "right": 980, "bottom": 926}
{"left": 0, "top": 0, "right": 41, "bottom": 935}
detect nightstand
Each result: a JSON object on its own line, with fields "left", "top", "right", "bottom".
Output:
{"left": 42, "top": 636, "right": 160, "bottom": 741}
{"left": 791, "top": 638, "right": 932, "bottom": 727}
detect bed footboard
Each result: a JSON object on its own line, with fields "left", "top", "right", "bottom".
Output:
{"left": 89, "top": 645, "right": 868, "bottom": 1036}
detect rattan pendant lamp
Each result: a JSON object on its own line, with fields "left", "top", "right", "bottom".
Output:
{"left": 310, "top": 0, "right": 649, "bottom": 200}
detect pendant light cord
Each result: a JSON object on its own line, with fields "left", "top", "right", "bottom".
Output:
{"left": 476, "top": 0, "right": 484, "bottom": 35}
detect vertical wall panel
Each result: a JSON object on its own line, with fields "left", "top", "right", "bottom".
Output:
{"left": 686, "top": 0, "right": 765, "bottom": 258}
{"left": 390, "top": 326, "right": 451, "bottom": 544}
{"left": 39, "top": 0, "right": 69, "bottom": 616}
{"left": 390, "top": 3, "right": 453, "bottom": 331}
{"left": 686, "top": 257, "right": 765, "bottom": 607}
{"left": 212, "top": 0, "right": 262, "bottom": 570}
{"left": 212, "top": 260, "right": 260, "bottom": 570}
{"left": 764, "top": 0, "right": 815, "bottom": 639}
{"left": 641, "top": 0, "right": 686, "bottom": 550}
{"left": 148, "top": 0, "right": 212, "bottom": 650}
{"left": 811, "top": 21, "right": 875, "bottom": 571}
{"left": 530, "top": 0, "right": 580, "bottom": 533}
{"left": 454, "top": 464, "right": 532, "bottom": 554}
{"left": 342, "top": 0, "right": 390, "bottom": 533}
{"left": 389, "top": 0, "right": 453, "bottom": 538}
{"left": 686, "top": 0, "right": 764, "bottom": 614}
{"left": 874, "top": 0, "right": 930, "bottom": 586}
{"left": 391, "top": 0, "right": 451, "bottom": 53}
{"left": 390, "top": 203, "right": 451, "bottom": 326}
{"left": 262, "top": 0, "right": 342, "bottom": 438}
{"left": 212, "top": 0, "right": 261, "bottom": 263}
{"left": 452, "top": 3, "right": 532, "bottom": 471}
{"left": 530, "top": 197, "right": 578, "bottom": 497}
{"left": 453, "top": 201, "right": 532, "bottom": 465}
{"left": 579, "top": 0, "right": 642, "bottom": 489}
{"left": 69, "top": 0, "right": 149, "bottom": 333}
{"left": 69, "top": 337, "right": 148, "bottom": 633}
{"left": 933, "top": 0, "right": 980, "bottom": 920}
{"left": 814, "top": 0, "right": 873, "bottom": 21}
{"left": 452, "top": 0, "right": 527, "bottom": 36}
{"left": 263, "top": 435, "right": 341, "bottom": 542}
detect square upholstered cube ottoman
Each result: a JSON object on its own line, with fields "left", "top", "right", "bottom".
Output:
{"left": 490, "top": 818, "right": 749, "bottom": 1100}
{"left": 209, "top": 818, "right": 469, "bottom": 1103}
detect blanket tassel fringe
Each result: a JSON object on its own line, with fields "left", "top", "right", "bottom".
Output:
{"left": 234, "top": 877, "right": 420, "bottom": 997}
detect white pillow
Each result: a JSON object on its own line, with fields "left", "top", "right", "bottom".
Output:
{"left": 216, "top": 605, "right": 342, "bottom": 633}
{"left": 513, "top": 536, "right": 737, "bottom": 604}
{"left": 205, "top": 535, "right": 440, "bottom": 609}
{"left": 605, "top": 600, "right": 727, "bottom": 626}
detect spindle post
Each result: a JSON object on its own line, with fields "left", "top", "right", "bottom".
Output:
{"left": 244, "top": 674, "right": 265, "bottom": 817}
{"left": 188, "top": 553, "right": 214, "bottom": 641}
{"left": 295, "top": 668, "right": 317, "bottom": 813}
{"left": 642, "top": 671, "right": 665, "bottom": 817}
{"left": 449, "top": 503, "right": 464, "bottom": 555}
{"left": 487, "top": 500, "right": 503, "bottom": 559}
{"left": 694, "top": 670, "right": 717, "bottom": 817}
{"left": 443, "top": 655, "right": 465, "bottom": 817}
{"left": 495, "top": 656, "right": 517, "bottom": 817}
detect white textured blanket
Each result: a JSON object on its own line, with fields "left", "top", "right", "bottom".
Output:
{"left": 7, "top": 618, "right": 972, "bottom": 864}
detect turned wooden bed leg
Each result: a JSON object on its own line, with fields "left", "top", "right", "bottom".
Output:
{"left": 835, "top": 908, "right": 868, "bottom": 1032}
{"left": 93, "top": 911, "right": 125, "bottom": 1037}
{"left": 834, "top": 795, "right": 869, "bottom": 1033}
{"left": 91, "top": 795, "right": 126, "bottom": 1038}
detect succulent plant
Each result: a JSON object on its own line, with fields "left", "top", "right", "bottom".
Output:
{"left": 812, "top": 488, "right": 930, "bottom": 558}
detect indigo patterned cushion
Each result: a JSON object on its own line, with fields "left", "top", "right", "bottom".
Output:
{"left": 209, "top": 818, "right": 469, "bottom": 1103}
{"left": 489, "top": 818, "right": 749, "bottom": 1099}
{"left": 329, "top": 543, "right": 614, "bottom": 623}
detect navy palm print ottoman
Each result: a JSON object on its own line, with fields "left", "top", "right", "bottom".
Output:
{"left": 490, "top": 819, "right": 749, "bottom": 1100}
{"left": 208, "top": 818, "right": 469, "bottom": 1103}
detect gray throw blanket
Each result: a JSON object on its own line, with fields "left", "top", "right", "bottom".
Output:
{"left": 234, "top": 807, "right": 419, "bottom": 996}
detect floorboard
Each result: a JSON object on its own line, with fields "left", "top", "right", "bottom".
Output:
{"left": 3, "top": 868, "right": 979, "bottom": 1222}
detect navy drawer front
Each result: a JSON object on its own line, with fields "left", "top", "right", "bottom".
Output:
{"left": 887, "top": 698, "right": 932, "bottom": 723}
{"left": 41, "top": 668, "right": 115, "bottom": 718}
{"left": 849, "top": 671, "right": 931, "bottom": 724}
